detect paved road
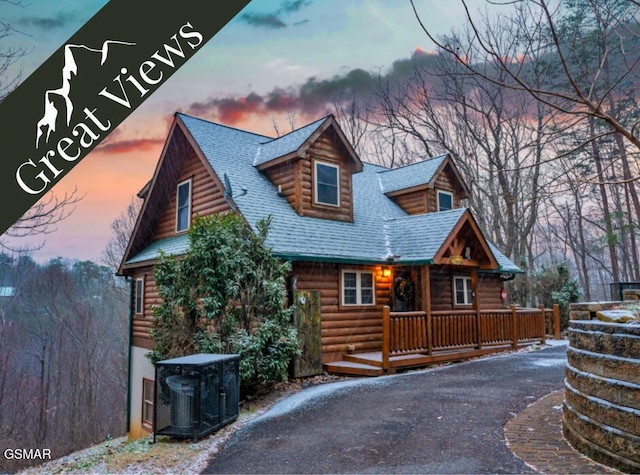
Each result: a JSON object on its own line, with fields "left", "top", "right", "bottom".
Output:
{"left": 203, "top": 344, "right": 568, "bottom": 474}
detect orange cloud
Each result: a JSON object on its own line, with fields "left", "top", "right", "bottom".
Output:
{"left": 94, "top": 138, "right": 165, "bottom": 154}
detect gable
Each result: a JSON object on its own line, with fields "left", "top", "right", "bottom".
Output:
{"left": 260, "top": 123, "right": 359, "bottom": 222}
{"left": 255, "top": 116, "right": 363, "bottom": 173}
{"left": 380, "top": 154, "right": 469, "bottom": 198}
{"left": 120, "top": 118, "right": 230, "bottom": 269}
{"left": 432, "top": 210, "right": 498, "bottom": 270}
{"left": 381, "top": 155, "right": 469, "bottom": 215}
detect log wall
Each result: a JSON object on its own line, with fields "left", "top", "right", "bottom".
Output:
{"left": 390, "top": 165, "right": 463, "bottom": 215}
{"left": 292, "top": 261, "right": 391, "bottom": 362}
{"left": 429, "top": 267, "right": 504, "bottom": 311}
{"left": 263, "top": 160, "right": 298, "bottom": 209}
{"left": 426, "top": 166, "right": 462, "bottom": 213}
{"left": 300, "top": 129, "right": 354, "bottom": 221}
{"left": 131, "top": 266, "right": 157, "bottom": 350}
{"left": 153, "top": 149, "right": 229, "bottom": 241}
{"left": 393, "top": 190, "right": 428, "bottom": 215}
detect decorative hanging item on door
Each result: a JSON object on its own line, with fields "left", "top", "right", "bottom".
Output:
{"left": 394, "top": 273, "right": 415, "bottom": 312}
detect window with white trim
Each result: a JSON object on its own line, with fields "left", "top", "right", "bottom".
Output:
{"left": 142, "top": 378, "right": 154, "bottom": 430}
{"left": 437, "top": 190, "right": 454, "bottom": 211}
{"left": 176, "top": 179, "right": 191, "bottom": 232}
{"left": 454, "top": 276, "right": 473, "bottom": 305}
{"left": 314, "top": 161, "right": 340, "bottom": 206}
{"left": 135, "top": 278, "right": 144, "bottom": 315}
{"left": 342, "top": 270, "right": 375, "bottom": 306}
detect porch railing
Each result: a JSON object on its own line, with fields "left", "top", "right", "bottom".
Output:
{"left": 382, "top": 304, "right": 560, "bottom": 370}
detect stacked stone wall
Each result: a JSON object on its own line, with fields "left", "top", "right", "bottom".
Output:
{"left": 564, "top": 320, "right": 640, "bottom": 473}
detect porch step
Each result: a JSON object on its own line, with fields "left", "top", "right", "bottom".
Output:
{"left": 344, "top": 352, "right": 383, "bottom": 367}
{"left": 323, "top": 360, "right": 384, "bottom": 377}
{"left": 344, "top": 351, "right": 432, "bottom": 367}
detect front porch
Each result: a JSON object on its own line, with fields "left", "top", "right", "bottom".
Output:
{"left": 324, "top": 305, "right": 560, "bottom": 376}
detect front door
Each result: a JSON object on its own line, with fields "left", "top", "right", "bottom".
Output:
{"left": 292, "top": 290, "right": 323, "bottom": 377}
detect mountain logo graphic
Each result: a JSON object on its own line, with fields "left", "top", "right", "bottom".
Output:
{"left": 35, "top": 40, "right": 136, "bottom": 148}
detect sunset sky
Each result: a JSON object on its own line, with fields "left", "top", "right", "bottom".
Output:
{"left": 2, "top": 0, "right": 489, "bottom": 263}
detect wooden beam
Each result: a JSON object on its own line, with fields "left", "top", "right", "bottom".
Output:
{"left": 382, "top": 306, "right": 390, "bottom": 371}
{"left": 539, "top": 305, "right": 546, "bottom": 345}
{"left": 421, "top": 266, "right": 432, "bottom": 356}
{"left": 510, "top": 305, "right": 517, "bottom": 349}
{"left": 471, "top": 268, "right": 481, "bottom": 349}
{"left": 553, "top": 304, "right": 561, "bottom": 340}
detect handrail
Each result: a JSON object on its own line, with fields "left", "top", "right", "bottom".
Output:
{"left": 382, "top": 306, "right": 551, "bottom": 366}
{"left": 389, "top": 310, "right": 426, "bottom": 317}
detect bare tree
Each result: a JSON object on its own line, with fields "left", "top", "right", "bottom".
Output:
{"left": 364, "top": 47, "right": 553, "bottom": 267}
{"left": 410, "top": 0, "right": 640, "bottom": 170}
{"left": 0, "top": 2, "right": 82, "bottom": 253}
{"left": 101, "top": 195, "right": 142, "bottom": 272}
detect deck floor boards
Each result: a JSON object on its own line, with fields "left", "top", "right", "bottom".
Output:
{"left": 327, "top": 343, "right": 536, "bottom": 376}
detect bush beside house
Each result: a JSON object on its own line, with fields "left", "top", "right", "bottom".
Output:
{"left": 147, "top": 214, "right": 299, "bottom": 395}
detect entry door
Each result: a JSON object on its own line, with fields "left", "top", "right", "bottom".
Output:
{"left": 292, "top": 290, "right": 323, "bottom": 378}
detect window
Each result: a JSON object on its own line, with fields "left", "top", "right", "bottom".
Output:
{"left": 454, "top": 276, "right": 473, "bottom": 306}
{"left": 342, "top": 270, "right": 375, "bottom": 306}
{"left": 437, "top": 190, "right": 454, "bottom": 211}
{"left": 142, "top": 378, "right": 154, "bottom": 430}
{"left": 314, "top": 161, "right": 340, "bottom": 206}
{"left": 176, "top": 179, "right": 191, "bottom": 232}
{"left": 135, "top": 278, "right": 144, "bottom": 315}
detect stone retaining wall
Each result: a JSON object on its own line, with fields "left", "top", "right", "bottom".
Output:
{"left": 564, "top": 320, "right": 640, "bottom": 473}
{"left": 623, "top": 289, "right": 640, "bottom": 301}
{"left": 569, "top": 301, "right": 626, "bottom": 321}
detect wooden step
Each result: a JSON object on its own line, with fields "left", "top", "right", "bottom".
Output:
{"left": 323, "top": 360, "right": 384, "bottom": 377}
{"left": 343, "top": 352, "right": 384, "bottom": 367}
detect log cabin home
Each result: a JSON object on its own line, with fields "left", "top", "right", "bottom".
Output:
{"left": 120, "top": 113, "right": 552, "bottom": 439}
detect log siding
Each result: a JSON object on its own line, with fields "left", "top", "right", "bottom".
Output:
{"left": 391, "top": 165, "right": 463, "bottom": 215}
{"left": 152, "top": 148, "right": 229, "bottom": 241}
{"left": 302, "top": 130, "right": 354, "bottom": 221}
{"left": 131, "top": 266, "right": 157, "bottom": 350}
{"left": 430, "top": 266, "right": 504, "bottom": 311}
{"left": 291, "top": 262, "right": 390, "bottom": 362}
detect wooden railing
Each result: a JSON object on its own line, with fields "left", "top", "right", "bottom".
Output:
{"left": 382, "top": 304, "right": 560, "bottom": 370}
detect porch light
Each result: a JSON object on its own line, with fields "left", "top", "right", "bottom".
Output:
{"left": 382, "top": 267, "right": 392, "bottom": 278}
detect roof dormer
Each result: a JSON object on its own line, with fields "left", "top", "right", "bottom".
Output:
{"left": 255, "top": 116, "right": 363, "bottom": 222}
{"left": 378, "top": 154, "right": 469, "bottom": 215}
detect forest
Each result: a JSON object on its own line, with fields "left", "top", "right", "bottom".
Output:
{"left": 0, "top": 256, "right": 128, "bottom": 473}
{"left": 1, "top": 0, "right": 640, "bottom": 471}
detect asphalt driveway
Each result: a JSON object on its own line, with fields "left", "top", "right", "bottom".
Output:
{"left": 203, "top": 344, "right": 568, "bottom": 474}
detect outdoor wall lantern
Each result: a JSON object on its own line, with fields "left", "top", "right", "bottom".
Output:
{"left": 382, "top": 267, "right": 392, "bottom": 278}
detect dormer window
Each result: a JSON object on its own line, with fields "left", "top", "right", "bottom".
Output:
{"left": 314, "top": 161, "right": 340, "bottom": 206}
{"left": 437, "top": 190, "right": 453, "bottom": 211}
{"left": 176, "top": 179, "right": 191, "bottom": 232}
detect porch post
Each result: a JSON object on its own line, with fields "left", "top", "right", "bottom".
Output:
{"left": 553, "top": 304, "right": 561, "bottom": 340}
{"left": 471, "top": 268, "right": 481, "bottom": 349}
{"left": 510, "top": 305, "right": 518, "bottom": 349}
{"left": 382, "top": 306, "right": 390, "bottom": 371}
{"left": 421, "top": 266, "right": 432, "bottom": 356}
{"left": 539, "top": 305, "right": 546, "bottom": 345}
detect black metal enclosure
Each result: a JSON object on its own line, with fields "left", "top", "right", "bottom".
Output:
{"left": 153, "top": 353, "right": 240, "bottom": 442}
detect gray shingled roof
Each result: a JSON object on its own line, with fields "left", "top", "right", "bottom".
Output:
{"left": 126, "top": 114, "right": 520, "bottom": 273}
{"left": 126, "top": 234, "right": 188, "bottom": 265}
{"left": 378, "top": 154, "right": 447, "bottom": 194}
{"left": 384, "top": 209, "right": 466, "bottom": 262}
{"left": 253, "top": 116, "right": 327, "bottom": 166}
{"left": 487, "top": 242, "right": 521, "bottom": 273}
